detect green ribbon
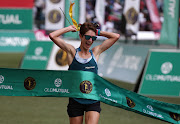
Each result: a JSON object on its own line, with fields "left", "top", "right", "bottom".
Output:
{"left": 0, "top": 68, "right": 179, "bottom": 124}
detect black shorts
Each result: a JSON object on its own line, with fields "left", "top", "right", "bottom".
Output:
{"left": 67, "top": 98, "right": 101, "bottom": 117}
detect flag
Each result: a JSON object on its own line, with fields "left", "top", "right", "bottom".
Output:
{"left": 123, "top": 0, "right": 140, "bottom": 34}
{"left": 145, "top": 0, "right": 161, "bottom": 32}
{"left": 158, "top": 0, "right": 179, "bottom": 46}
{"left": 79, "top": 0, "right": 86, "bottom": 24}
{"left": 45, "top": 0, "right": 65, "bottom": 30}
{"left": 95, "top": 0, "right": 105, "bottom": 26}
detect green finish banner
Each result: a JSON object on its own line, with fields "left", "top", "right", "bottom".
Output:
{"left": 0, "top": 9, "right": 33, "bottom": 30}
{"left": 0, "top": 68, "right": 179, "bottom": 124}
{"left": 0, "top": 31, "right": 36, "bottom": 52}
{"left": 138, "top": 49, "right": 180, "bottom": 97}
{"left": 20, "top": 41, "right": 54, "bottom": 70}
{"left": 158, "top": 0, "right": 179, "bottom": 46}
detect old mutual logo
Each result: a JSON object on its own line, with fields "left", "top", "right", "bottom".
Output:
{"left": 105, "top": 88, "right": 111, "bottom": 97}
{"left": 25, "top": 47, "right": 47, "bottom": 61}
{"left": 145, "top": 61, "right": 180, "bottom": 82}
{"left": 0, "top": 75, "right": 13, "bottom": 90}
{"left": 143, "top": 105, "right": 163, "bottom": 119}
{"left": 0, "top": 14, "right": 22, "bottom": 24}
{"left": 161, "top": 62, "right": 173, "bottom": 74}
{"left": 35, "top": 47, "right": 43, "bottom": 56}
{"left": 44, "top": 78, "right": 69, "bottom": 93}
{"left": 0, "top": 75, "right": 4, "bottom": 84}
{"left": 54, "top": 78, "right": 62, "bottom": 87}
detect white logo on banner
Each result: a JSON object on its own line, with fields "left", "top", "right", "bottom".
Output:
{"left": 0, "top": 14, "right": 22, "bottom": 24}
{"left": 0, "top": 75, "right": 4, "bottom": 84}
{"left": 54, "top": 78, "right": 62, "bottom": 87}
{"left": 99, "top": 88, "right": 117, "bottom": 103}
{"left": 143, "top": 105, "right": 163, "bottom": 119}
{"left": 44, "top": 78, "right": 69, "bottom": 93}
{"left": 105, "top": 88, "right": 111, "bottom": 97}
{"left": 161, "top": 62, "right": 173, "bottom": 74}
{"left": 35, "top": 47, "right": 43, "bottom": 56}
{"left": 147, "top": 105, "right": 154, "bottom": 111}
{"left": 25, "top": 47, "right": 47, "bottom": 61}
{"left": 0, "top": 75, "right": 13, "bottom": 90}
{"left": 0, "top": 37, "right": 29, "bottom": 47}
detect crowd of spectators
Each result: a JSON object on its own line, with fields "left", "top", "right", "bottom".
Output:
{"left": 139, "top": 0, "right": 163, "bottom": 32}
{"left": 34, "top": 0, "right": 180, "bottom": 36}
{"left": 85, "top": 0, "right": 166, "bottom": 34}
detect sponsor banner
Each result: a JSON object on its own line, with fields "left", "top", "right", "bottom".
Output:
{"left": 91, "top": 42, "right": 149, "bottom": 84}
{"left": 95, "top": 0, "right": 105, "bottom": 26}
{"left": 159, "top": 0, "right": 179, "bottom": 46}
{"left": 0, "top": 0, "right": 34, "bottom": 8}
{"left": 0, "top": 9, "right": 33, "bottom": 30}
{"left": 20, "top": 41, "right": 53, "bottom": 70}
{"left": 45, "top": 0, "right": 65, "bottom": 30}
{"left": 64, "top": 0, "right": 79, "bottom": 39}
{"left": 79, "top": 0, "right": 86, "bottom": 24}
{"left": 145, "top": 0, "right": 161, "bottom": 32}
{"left": 0, "top": 68, "right": 179, "bottom": 124}
{"left": 123, "top": 0, "right": 140, "bottom": 34}
{"left": 138, "top": 49, "right": 180, "bottom": 97}
{"left": 0, "top": 31, "right": 36, "bottom": 52}
{"left": 47, "top": 40, "right": 80, "bottom": 70}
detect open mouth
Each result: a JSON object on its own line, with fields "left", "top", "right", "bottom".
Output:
{"left": 86, "top": 41, "right": 92, "bottom": 45}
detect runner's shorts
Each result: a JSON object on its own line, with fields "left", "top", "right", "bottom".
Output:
{"left": 67, "top": 98, "right": 101, "bottom": 117}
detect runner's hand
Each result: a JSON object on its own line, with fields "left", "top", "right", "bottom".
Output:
{"left": 68, "top": 25, "right": 77, "bottom": 32}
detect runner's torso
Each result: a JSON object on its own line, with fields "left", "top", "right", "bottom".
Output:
{"left": 68, "top": 47, "right": 98, "bottom": 104}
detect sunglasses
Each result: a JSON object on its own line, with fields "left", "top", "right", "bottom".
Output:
{"left": 84, "top": 35, "right": 97, "bottom": 41}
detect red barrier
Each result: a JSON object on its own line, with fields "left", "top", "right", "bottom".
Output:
{"left": 0, "top": 0, "right": 34, "bottom": 8}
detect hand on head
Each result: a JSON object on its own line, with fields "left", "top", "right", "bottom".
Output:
{"left": 69, "top": 25, "right": 77, "bottom": 32}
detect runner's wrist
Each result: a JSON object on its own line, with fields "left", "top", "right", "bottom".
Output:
{"left": 96, "top": 29, "right": 101, "bottom": 36}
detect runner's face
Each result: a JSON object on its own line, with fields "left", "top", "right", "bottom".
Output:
{"left": 81, "top": 30, "right": 96, "bottom": 50}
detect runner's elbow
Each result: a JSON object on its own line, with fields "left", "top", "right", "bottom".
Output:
{"left": 49, "top": 33, "right": 55, "bottom": 40}
{"left": 114, "top": 33, "right": 120, "bottom": 41}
